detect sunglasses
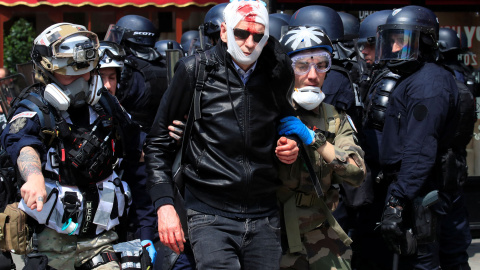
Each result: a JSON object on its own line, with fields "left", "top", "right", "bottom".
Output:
{"left": 233, "top": 28, "right": 265, "bottom": 43}
{"left": 291, "top": 52, "right": 332, "bottom": 75}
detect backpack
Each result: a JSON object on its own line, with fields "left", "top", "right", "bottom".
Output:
{"left": 438, "top": 79, "right": 476, "bottom": 192}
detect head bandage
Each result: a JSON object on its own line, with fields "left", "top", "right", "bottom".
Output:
{"left": 223, "top": 0, "right": 269, "bottom": 65}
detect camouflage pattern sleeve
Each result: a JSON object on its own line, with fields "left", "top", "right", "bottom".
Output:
{"left": 328, "top": 112, "right": 366, "bottom": 187}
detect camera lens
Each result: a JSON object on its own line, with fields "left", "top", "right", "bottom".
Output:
{"left": 86, "top": 49, "right": 95, "bottom": 60}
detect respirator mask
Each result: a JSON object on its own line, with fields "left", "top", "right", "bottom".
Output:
{"left": 292, "top": 86, "right": 325, "bottom": 111}
{"left": 44, "top": 74, "right": 104, "bottom": 111}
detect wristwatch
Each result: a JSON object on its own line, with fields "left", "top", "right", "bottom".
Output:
{"left": 310, "top": 131, "right": 327, "bottom": 151}
{"left": 387, "top": 195, "right": 405, "bottom": 209}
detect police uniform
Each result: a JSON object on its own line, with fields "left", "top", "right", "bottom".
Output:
{"left": 1, "top": 90, "right": 142, "bottom": 270}
{"left": 277, "top": 103, "right": 365, "bottom": 269}
{"left": 380, "top": 62, "right": 471, "bottom": 269}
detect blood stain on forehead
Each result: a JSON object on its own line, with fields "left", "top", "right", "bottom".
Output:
{"left": 237, "top": 4, "right": 256, "bottom": 22}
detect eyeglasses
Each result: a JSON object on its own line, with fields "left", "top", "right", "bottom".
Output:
{"left": 291, "top": 52, "right": 331, "bottom": 75}
{"left": 233, "top": 28, "right": 264, "bottom": 43}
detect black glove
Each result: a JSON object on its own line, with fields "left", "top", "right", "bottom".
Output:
{"left": 380, "top": 205, "right": 404, "bottom": 254}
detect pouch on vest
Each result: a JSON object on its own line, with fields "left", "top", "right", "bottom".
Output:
{"left": 113, "top": 239, "right": 152, "bottom": 270}
{"left": 0, "top": 202, "right": 30, "bottom": 254}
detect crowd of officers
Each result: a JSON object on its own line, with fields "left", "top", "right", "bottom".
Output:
{"left": 0, "top": 0, "right": 477, "bottom": 269}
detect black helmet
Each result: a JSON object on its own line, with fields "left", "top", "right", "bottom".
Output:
{"left": 376, "top": 6, "right": 439, "bottom": 66}
{"left": 438, "top": 28, "right": 461, "bottom": 53}
{"left": 155, "top": 40, "right": 183, "bottom": 58}
{"left": 337, "top": 12, "right": 359, "bottom": 41}
{"left": 204, "top": 3, "right": 227, "bottom": 36}
{"left": 180, "top": 30, "right": 211, "bottom": 56}
{"left": 269, "top": 13, "right": 291, "bottom": 24}
{"left": 269, "top": 15, "right": 289, "bottom": 40}
{"left": 289, "top": 5, "right": 344, "bottom": 43}
{"left": 105, "top": 15, "right": 157, "bottom": 48}
{"left": 460, "top": 31, "right": 469, "bottom": 52}
{"left": 358, "top": 10, "right": 391, "bottom": 45}
{"left": 280, "top": 26, "right": 333, "bottom": 56}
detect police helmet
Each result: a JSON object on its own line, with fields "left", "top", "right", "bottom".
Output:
{"left": 438, "top": 28, "right": 461, "bottom": 53}
{"left": 204, "top": 3, "right": 227, "bottom": 36}
{"left": 98, "top": 40, "right": 125, "bottom": 69}
{"left": 289, "top": 5, "right": 344, "bottom": 42}
{"left": 269, "top": 15, "right": 289, "bottom": 40}
{"left": 104, "top": 15, "right": 157, "bottom": 47}
{"left": 280, "top": 26, "right": 333, "bottom": 55}
{"left": 154, "top": 39, "right": 183, "bottom": 58}
{"left": 460, "top": 31, "right": 469, "bottom": 52}
{"left": 337, "top": 12, "right": 359, "bottom": 41}
{"left": 32, "top": 23, "right": 100, "bottom": 76}
{"left": 375, "top": 6, "right": 439, "bottom": 64}
{"left": 269, "top": 13, "right": 291, "bottom": 24}
{"left": 357, "top": 10, "right": 391, "bottom": 45}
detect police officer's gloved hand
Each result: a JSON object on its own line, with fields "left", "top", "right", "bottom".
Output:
{"left": 141, "top": 240, "right": 157, "bottom": 264}
{"left": 278, "top": 116, "right": 315, "bottom": 145}
{"left": 380, "top": 197, "right": 405, "bottom": 254}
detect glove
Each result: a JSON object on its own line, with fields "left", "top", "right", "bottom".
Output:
{"left": 278, "top": 116, "right": 315, "bottom": 145}
{"left": 141, "top": 239, "right": 157, "bottom": 264}
{"left": 380, "top": 205, "right": 405, "bottom": 254}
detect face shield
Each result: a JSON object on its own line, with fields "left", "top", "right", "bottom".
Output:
{"left": 375, "top": 26, "right": 420, "bottom": 64}
{"left": 104, "top": 24, "right": 127, "bottom": 45}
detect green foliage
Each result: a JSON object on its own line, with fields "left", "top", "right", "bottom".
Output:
{"left": 4, "top": 18, "right": 35, "bottom": 75}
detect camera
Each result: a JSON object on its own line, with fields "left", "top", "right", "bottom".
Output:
{"left": 73, "top": 41, "right": 96, "bottom": 63}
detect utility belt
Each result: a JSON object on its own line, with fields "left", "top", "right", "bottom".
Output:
{"left": 19, "top": 171, "right": 131, "bottom": 237}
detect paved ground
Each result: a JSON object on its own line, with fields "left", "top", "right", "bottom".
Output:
{"left": 469, "top": 238, "right": 480, "bottom": 269}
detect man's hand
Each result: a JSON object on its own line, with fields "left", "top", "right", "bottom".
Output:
{"left": 157, "top": 205, "right": 185, "bottom": 254}
{"left": 380, "top": 205, "right": 404, "bottom": 254}
{"left": 278, "top": 116, "right": 315, "bottom": 145}
{"left": 168, "top": 118, "right": 186, "bottom": 143}
{"left": 275, "top": 137, "right": 299, "bottom": 164}
{"left": 17, "top": 146, "right": 46, "bottom": 212}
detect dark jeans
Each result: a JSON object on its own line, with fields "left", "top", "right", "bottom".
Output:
{"left": 187, "top": 209, "right": 281, "bottom": 270}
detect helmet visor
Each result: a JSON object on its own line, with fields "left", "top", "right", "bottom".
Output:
{"left": 104, "top": 24, "right": 126, "bottom": 44}
{"left": 375, "top": 27, "right": 420, "bottom": 63}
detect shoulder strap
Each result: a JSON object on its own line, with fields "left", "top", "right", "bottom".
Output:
{"left": 180, "top": 49, "right": 209, "bottom": 164}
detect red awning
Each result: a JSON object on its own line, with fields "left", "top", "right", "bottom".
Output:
{"left": 0, "top": 0, "right": 222, "bottom": 7}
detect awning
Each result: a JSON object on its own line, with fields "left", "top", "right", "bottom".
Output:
{"left": 0, "top": 0, "right": 222, "bottom": 8}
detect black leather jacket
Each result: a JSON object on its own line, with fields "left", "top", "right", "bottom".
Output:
{"left": 145, "top": 37, "right": 295, "bottom": 216}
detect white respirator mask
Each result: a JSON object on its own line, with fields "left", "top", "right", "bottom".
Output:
{"left": 292, "top": 86, "right": 325, "bottom": 110}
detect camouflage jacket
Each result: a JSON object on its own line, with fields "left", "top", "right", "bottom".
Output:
{"left": 278, "top": 103, "right": 366, "bottom": 235}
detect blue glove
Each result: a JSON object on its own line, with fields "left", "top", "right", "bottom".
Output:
{"left": 278, "top": 116, "right": 315, "bottom": 145}
{"left": 141, "top": 239, "right": 157, "bottom": 264}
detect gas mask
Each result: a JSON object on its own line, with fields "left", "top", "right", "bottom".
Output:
{"left": 44, "top": 74, "right": 104, "bottom": 111}
{"left": 292, "top": 86, "right": 325, "bottom": 111}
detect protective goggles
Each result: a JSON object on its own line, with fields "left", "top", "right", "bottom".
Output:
{"left": 51, "top": 32, "right": 99, "bottom": 62}
{"left": 99, "top": 41, "right": 126, "bottom": 62}
{"left": 233, "top": 28, "right": 264, "bottom": 43}
{"left": 291, "top": 52, "right": 331, "bottom": 75}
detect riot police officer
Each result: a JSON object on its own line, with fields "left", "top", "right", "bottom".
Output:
{"left": 104, "top": 15, "right": 168, "bottom": 133}
{"left": 203, "top": 3, "right": 227, "bottom": 45}
{"left": 1, "top": 22, "right": 143, "bottom": 269}
{"left": 344, "top": 10, "right": 397, "bottom": 270}
{"left": 377, "top": 6, "right": 472, "bottom": 269}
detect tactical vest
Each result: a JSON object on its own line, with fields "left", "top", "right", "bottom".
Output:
{"left": 363, "top": 70, "right": 400, "bottom": 131}
{"left": 118, "top": 55, "right": 168, "bottom": 132}
{"left": 7, "top": 86, "right": 134, "bottom": 237}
